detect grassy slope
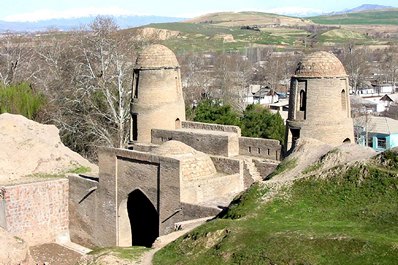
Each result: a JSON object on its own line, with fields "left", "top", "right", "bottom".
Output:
{"left": 154, "top": 151, "right": 398, "bottom": 265}
{"left": 145, "top": 22, "right": 309, "bottom": 53}
{"left": 310, "top": 10, "right": 398, "bottom": 25}
{"left": 318, "top": 28, "right": 369, "bottom": 44}
{"left": 186, "top": 11, "right": 312, "bottom": 27}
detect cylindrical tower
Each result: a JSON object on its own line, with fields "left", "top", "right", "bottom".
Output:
{"left": 130, "top": 44, "right": 185, "bottom": 143}
{"left": 285, "top": 51, "right": 354, "bottom": 152}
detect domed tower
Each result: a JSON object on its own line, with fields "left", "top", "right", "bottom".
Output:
{"left": 130, "top": 44, "right": 185, "bottom": 143}
{"left": 285, "top": 51, "right": 354, "bottom": 152}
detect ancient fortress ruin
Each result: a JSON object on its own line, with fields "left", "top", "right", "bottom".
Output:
{"left": 0, "top": 46, "right": 354, "bottom": 251}
{"left": 285, "top": 51, "right": 354, "bottom": 152}
{"left": 68, "top": 44, "right": 281, "bottom": 248}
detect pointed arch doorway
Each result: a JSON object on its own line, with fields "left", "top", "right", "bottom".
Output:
{"left": 118, "top": 189, "right": 159, "bottom": 247}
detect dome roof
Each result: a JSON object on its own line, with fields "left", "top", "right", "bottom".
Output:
{"left": 151, "top": 140, "right": 197, "bottom": 156}
{"left": 136, "top": 44, "right": 179, "bottom": 69}
{"left": 295, "top": 51, "right": 347, "bottom": 77}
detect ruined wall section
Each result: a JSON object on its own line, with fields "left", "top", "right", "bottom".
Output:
{"left": 180, "top": 173, "right": 242, "bottom": 205}
{"left": 239, "top": 137, "right": 282, "bottom": 161}
{"left": 0, "top": 179, "right": 68, "bottom": 245}
{"left": 68, "top": 175, "right": 98, "bottom": 248}
{"left": 182, "top": 121, "right": 241, "bottom": 135}
{"left": 210, "top": 156, "right": 242, "bottom": 175}
{"left": 152, "top": 129, "right": 239, "bottom": 157}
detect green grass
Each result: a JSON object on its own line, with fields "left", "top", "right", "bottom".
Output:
{"left": 154, "top": 151, "right": 398, "bottom": 265}
{"left": 88, "top": 246, "right": 149, "bottom": 261}
{"left": 67, "top": 166, "right": 91, "bottom": 174}
{"left": 144, "top": 22, "right": 310, "bottom": 53}
{"left": 25, "top": 166, "right": 92, "bottom": 179}
{"left": 265, "top": 157, "right": 297, "bottom": 180}
{"left": 310, "top": 10, "right": 398, "bottom": 25}
{"left": 302, "top": 161, "right": 321, "bottom": 174}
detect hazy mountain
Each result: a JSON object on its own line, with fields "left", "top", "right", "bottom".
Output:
{"left": 333, "top": 4, "right": 395, "bottom": 15}
{"left": 0, "top": 15, "right": 186, "bottom": 33}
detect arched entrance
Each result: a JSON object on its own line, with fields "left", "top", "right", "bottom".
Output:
{"left": 343, "top": 138, "right": 351, "bottom": 144}
{"left": 175, "top": 118, "right": 181, "bottom": 129}
{"left": 127, "top": 189, "right": 159, "bottom": 247}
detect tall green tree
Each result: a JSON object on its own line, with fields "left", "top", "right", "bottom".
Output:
{"left": 193, "top": 99, "right": 241, "bottom": 126}
{"left": 192, "top": 101, "right": 285, "bottom": 142}
{"left": 241, "top": 104, "right": 285, "bottom": 142}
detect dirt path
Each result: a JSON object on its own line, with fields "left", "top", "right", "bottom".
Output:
{"left": 30, "top": 243, "right": 82, "bottom": 265}
{"left": 136, "top": 221, "right": 209, "bottom": 265}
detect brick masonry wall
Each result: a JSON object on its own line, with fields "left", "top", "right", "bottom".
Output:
{"left": 1, "top": 179, "right": 69, "bottom": 245}
{"left": 182, "top": 121, "right": 241, "bottom": 135}
{"left": 180, "top": 173, "right": 243, "bottom": 204}
{"left": 68, "top": 174, "right": 98, "bottom": 248}
{"left": 239, "top": 137, "right": 282, "bottom": 160}
{"left": 286, "top": 76, "right": 354, "bottom": 151}
{"left": 210, "top": 156, "right": 241, "bottom": 175}
{"left": 152, "top": 129, "right": 238, "bottom": 157}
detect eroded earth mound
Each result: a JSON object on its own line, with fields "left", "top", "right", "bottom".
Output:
{"left": 0, "top": 113, "right": 98, "bottom": 184}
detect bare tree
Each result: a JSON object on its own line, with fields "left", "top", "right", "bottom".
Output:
{"left": 0, "top": 33, "right": 37, "bottom": 86}
{"left": 380, "top": 45, "right": 398, "bottom": 92}
{"left": 340, "top": 44, "right": 371, "bottom": 93}
{"left": 32, "top": 16, "right": 147, "bottom": 158}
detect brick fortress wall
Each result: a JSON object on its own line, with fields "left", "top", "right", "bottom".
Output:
{"left": 0, "top": 179, "right": 69, "bottom": 245}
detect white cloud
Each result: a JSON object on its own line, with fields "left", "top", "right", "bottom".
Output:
{"left": 3, "top": 7, "right": 141, "bottom": 22}
{"left": 267, "top": 6, "right": 323, "bottom": 17}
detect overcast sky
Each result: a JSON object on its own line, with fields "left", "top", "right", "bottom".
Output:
{"left": 1, "top": 0, "right": 397, "bottom": 22}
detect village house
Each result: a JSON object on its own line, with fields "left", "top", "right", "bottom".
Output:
{"left": 355, "top": 116, "right": 398, "bottom": 151}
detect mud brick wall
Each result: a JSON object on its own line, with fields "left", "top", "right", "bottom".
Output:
{"left": 1, "top": 179, "right": 69, "bottom": 245}
{"left": 239, "top": 137, "right": 282, "bottom": 160}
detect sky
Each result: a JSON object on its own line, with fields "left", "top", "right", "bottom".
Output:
{"left": 1, "top": 0, "right": 397, "bottom": 22}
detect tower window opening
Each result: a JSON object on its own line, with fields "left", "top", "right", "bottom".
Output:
{"left": 132, "top": 114, "right": 138, "bottom": 141}
{"left": 299, "top": 90, "right": 306, "bottom": 112}
{"left": 133, "top": 70, "right": 139, "bottom": 98}
{"left": 341, "top": 89, "right": 346, "bottom": 111}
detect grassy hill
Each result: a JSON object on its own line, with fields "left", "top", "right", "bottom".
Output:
{"left": 153, "top": 149, "right": 398, "bottom": 264}
{"left": 186, "top": 11, "right": 313, "bottom": 27}
{"left": 144, "top": 22, "right": 309, "bottom": 54}
{"left": 310, "top": 9, "right": 398, "bottom": 25}
{"left": 123, "top": 10, "right": 398, "bottom": 54}
{"left": 319, "top": 28, "right": 369, "bottom": 44}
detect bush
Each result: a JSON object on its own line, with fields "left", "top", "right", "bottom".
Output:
{"left": 193, "top": 99, "right": 241, "bottom": 126}
{"left": 241, "top": 104, "right": 285, "bottom": 142}
{"left": 0, "top": 83, "right": 46, "bottom": 120}
{"left": 191, "top": 101, "right": 285, "bottom": 142}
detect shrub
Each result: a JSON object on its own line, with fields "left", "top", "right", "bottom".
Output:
{"left": 0, "top": 83, "right": 46, "bottom": 120}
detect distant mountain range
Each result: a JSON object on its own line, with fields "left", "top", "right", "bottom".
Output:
{"left": 329, "top": 4, "right": 394, "bottom": 15}
{"left": 0, "top": 4, "right": 396, "bottom": 33}
{"left": 0, "top": 15, "right": 185, "bottom": 33}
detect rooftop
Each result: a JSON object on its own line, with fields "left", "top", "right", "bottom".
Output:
{"left": 295, "top": 51, "right": 347, "bottom": 77}
{"left": 356, "top": 116, "right": 398, "bottom": 135}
